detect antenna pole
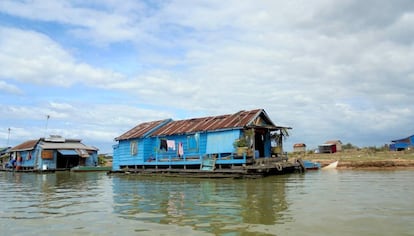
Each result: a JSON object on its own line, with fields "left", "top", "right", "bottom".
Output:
{"left": 45, "top": 115, "right": 50, "bottom": 137}
{"left": 7, "top": 127, "right": 11, "bottom": 146}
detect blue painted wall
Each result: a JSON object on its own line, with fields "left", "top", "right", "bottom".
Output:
{"left": 112, "top": 129, "right": 246, "bottom": 170}
{"left": 112, "top": 128, "right": 278, "bottom": 170}
{"left": 113, "top": 137, "right": 156, "bottom": 170}
{"left": 206, "top": 130, "right": 240, "bottom": 154}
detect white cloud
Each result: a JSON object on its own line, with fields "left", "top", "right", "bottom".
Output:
{"left": 0, "top": 0, "right": 144, "bottom": 45}
{"left": 0, "top": 81, "right": 22, "bottom": 95}
{"left": 1, "top": 0, "right": 414, "bottom": 151}
{"left": 0, "top": 27, "right": 123, "bottom": 87}
{"left": 49, "top": 102, "right": 74, "bottom": 110}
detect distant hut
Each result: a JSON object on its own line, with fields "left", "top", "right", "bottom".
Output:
{"left": 390, "top": 135, "right": 414, "bottom": 151}
{"left": 318, "top": 143, "right": 336, "bottom": 154}
{"left": 325, "top": 140, "right": 342, "bottom": 152}
{"left": 293, "top": 143, "right": 306, "bottom": 153}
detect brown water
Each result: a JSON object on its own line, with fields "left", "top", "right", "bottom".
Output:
{"left": 1, "top": 170, "right": 413, "bottom": 235}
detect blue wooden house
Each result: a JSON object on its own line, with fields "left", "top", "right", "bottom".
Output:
{"left": 7, "top": 135, "right": 98, "bottom": 171}
{"left": 112, "top": 109, "right": 290, "bottom": 171}
{"left": 390, "top": 135, "right": 414, "bottom": 151}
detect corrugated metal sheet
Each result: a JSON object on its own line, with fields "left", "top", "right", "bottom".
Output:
{"left": 151, "top": 109, "right": 275, "bottom": 136}
{"left": 116, "top": 109, "right": 282, "bottom": 140}
{"left": 325, "top": 140, "right": 342, "bottom": 145}
{"left": 58, "top": 150, "right": 79, "bottom": 155}
{"left": 9, "top": 139, "right": 39, "bottom": 152}
{"left": 391, "top": 135, "right": 413, "bottom": 144}
{"left": 293, "top": 143, "right": 306, "bottom": 147}
{"left": 115, "top": 119, "right": 171, "bottom": 141}
{"left": 40, "top": 141, "right": 97, "bottom": 151}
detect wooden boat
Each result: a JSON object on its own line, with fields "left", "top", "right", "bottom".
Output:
{"left": 70, "top": 166, "right": 111, "bottom": 172}
{"left": 303, "top": 160, "right": 321, "bottom": 170}
{"left": 322, "top": 160, "right": 338, "bottom": 169}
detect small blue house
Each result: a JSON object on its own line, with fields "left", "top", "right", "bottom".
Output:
{"left": 390, "top": 135, "right": 414, "bottom": 151}
{"left": 6, "top": 135, "right": 98, "bottom": 171}
{"left": 112, "top": 109, "right": 290, "bottom": 171}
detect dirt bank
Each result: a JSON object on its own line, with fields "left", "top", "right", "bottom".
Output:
{"left": 314, "top": 159, "right": 414, "bottom": 169}
{"left": 292, "top": 150, "right": 414, "bottom": 169}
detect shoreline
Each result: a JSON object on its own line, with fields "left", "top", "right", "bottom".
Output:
{"left": 293, "top": 150, "right": 414, "bottom": 169}
{"left": 316, "top": 159, "right": 414, "bottom": 169}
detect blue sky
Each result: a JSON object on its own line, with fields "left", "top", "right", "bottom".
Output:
{"left": 1, "top": 0, "right": 414, "bottom": 153}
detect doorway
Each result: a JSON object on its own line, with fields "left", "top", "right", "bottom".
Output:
{"left": 254, "top": 129, "right": 266, "bottom": 157}
{"left": 56, "top": 152, "right": 80, "bottom": 169}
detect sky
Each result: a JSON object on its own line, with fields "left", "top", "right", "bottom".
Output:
{"left": 1, "top": 0, "right": 413, "bottom": 154}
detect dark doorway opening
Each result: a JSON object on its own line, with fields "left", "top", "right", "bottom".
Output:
{"left": 254, "top": 129, "right": 266, "bottom": 157}
{"left": 56, "top": 153, "right": 80, "bottom": 169}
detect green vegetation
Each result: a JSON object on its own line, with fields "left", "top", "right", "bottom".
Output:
{"left": 233, "top": 138, "right": 248, "bottom": 148}
{"left": 98, "top": 154, "right": 112, "bottom": 166}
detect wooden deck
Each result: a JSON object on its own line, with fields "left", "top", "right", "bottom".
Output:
{"left": 110, "top": 157, "right": 304, "bottom": 178}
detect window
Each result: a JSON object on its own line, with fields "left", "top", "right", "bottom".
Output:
{"left": 187, "top": 133, "right": 199, "bottom": 152}
{"left": 41, "top": 150, "right": 54, "bottom": 159}
{"left": 159, "top": 139, "right": 167, "bottom": 151}
{"left": 130, "top": 141, "right": 138, "bottom": 156}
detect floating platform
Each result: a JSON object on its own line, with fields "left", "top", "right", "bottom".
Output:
{"left": 109, "top": 157, "right": 305, "bottom": 178}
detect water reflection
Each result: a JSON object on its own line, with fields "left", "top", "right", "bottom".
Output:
{"left": 1, "top": 172, "right": 107, "bottom": 220}
{"left": 111, "top": 175, "right": 292, "bottom": 234}
{"left": 2, "top": 170, "right": 413, "bottom": 235}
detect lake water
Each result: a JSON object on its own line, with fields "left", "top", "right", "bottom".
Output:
{"left": 1, "top": 169, "right": 413, "bottom": 236}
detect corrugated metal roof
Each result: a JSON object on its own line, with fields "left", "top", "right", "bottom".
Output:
{"left": 151, "top": 109, "right": 276, "bottom": 136}
{"left": 325, "top": 140, "right": 342, "bottom": 144}
{"left": 58, "top": 150, "right": 79, "bottom": 155}
{"left": 391, "top": 135, "right": 413, "bottom": 143}
{"left": 115, "top": 119, "right": 171, "bottom": 141}
{"left": 40, "top": 141, "right": 97, "bottom": 151}
{"left": 115, "top": 109, "right": 283, "bottom": 140}
{"left": 9, "top": 138, "right": 98, "bottom": 152}
{"left": 9, "top": 139, "right": 39, "bottom": 152}
{"left": 293, "top": 143, "right": 306, "bottom": 147}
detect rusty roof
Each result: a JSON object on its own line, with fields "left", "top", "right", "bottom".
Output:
{"left": 115, "top": 109, "right": 283, "bottom": 140}
{"left": 293, "top": 143, "right": 306, "bottom": 147}
{"left": 151, "top": 109, "right": 277, "bottom": 136}
{"left": 325, "top": 140, "right": 342, "bottom": 144}
{"left": 9, "top": 139, "right": 39, "bottom": 151}
{"left": 9, "top": 137, "right": 98, "bottom": 152}
{"left": 115, "top": 119, "right": 171, "bottom": 141}
{"left": 40, "top": 141, "right": 98, "bottom": 151}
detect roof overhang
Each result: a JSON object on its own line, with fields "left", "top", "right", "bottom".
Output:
{"left": 58, "top": 149, "right": 79, "bottom": 155}
{"left": 40, "top": 142, "right": 97, "bottom": 151}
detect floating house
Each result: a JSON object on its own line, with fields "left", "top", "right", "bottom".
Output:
{"left": 0, "top": 147, "right": 11, "bottom": 167}
{"left": 390, "top": 135, "right": 414, "bottom": 151}
{"left": 0, "top": 147, "right": 11, "bottom": 156}
{"left": 293, "top": 143, "right": 306, "bottom": 153}
{"left": 112, "top": 109, "right": 299, "bottom": 177}
{"left": 6, "top": 135, "right": 98, "bottom": 171}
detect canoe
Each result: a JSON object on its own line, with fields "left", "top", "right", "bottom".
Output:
{"left": 303, "top": 160, "right": 321, "bottom": 170}
{"left": 70, "top": 166, "right": 111, "bottom": 172}
{"left": 322, "top": 161, "right": 338, "bottom": 169}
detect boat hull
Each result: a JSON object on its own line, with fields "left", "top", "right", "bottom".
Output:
{"left": 303, "top": 160, "right": 321, "bottom": 170}
{"left": 70, "top": 166, "right": 112, "bottom": 172}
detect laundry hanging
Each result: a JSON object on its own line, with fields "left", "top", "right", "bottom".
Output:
{"left": 167, "top": 140, "right": 176, "bottom": 150}
{"left": 177, "top": 142, "right": 184, "bottom": 157}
